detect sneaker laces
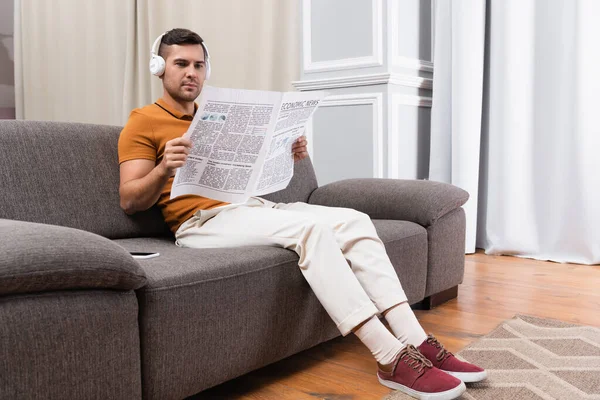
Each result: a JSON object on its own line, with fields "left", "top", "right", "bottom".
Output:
{"left": 397, "top": 344, "right": 433, "bottom": 373}
{"left": 426, "top": 334, "right": 452, "bottom": 362}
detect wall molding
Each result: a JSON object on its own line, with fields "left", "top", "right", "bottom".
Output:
{"left": 302, "top": 0, "right": 383, "bottom": 73}
{"left": 293, "top": 72, "right": 433, "bottom": 91}
{"left": 391, "top": 94, "right": 433, "bottom": 108}
{"left": 388, "top": 0, "right": 434, "bottom": 72}
{"left": 431, "top": 0, "right": 437, "bottom": 62}
{"left": 387, "top": 94, "right": 432, "bottom": 180}
{"left": 307, "top": 93, "right": 384, "bottom": 178}
{"left": 393, "top": 57, "right": 434, "bottom": 73}
{"left": 389, "top": 74, "right": 433, "bottom": 90}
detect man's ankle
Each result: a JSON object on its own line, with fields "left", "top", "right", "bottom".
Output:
{"left": 378, "top": 361, "right": 395, "bottom": 373}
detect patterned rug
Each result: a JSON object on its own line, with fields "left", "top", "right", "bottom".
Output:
{"left": 384, "top": 315, "right": 600, "bottom": 400}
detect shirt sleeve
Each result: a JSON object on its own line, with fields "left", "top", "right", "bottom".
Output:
{"left": 118, "top": 110, "right": 157, "bottom": 164}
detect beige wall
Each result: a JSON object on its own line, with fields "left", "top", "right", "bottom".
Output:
{"left": 0, "top": 0, "right": 15, "bottom": 119}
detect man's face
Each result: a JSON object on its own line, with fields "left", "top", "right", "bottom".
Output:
{"left": 161, "top": 44, "right": 206, "bottom": 103}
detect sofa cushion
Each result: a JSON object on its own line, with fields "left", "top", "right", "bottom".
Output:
{"left": 309, "top": 178, "right": 469, "bottom": 227}
{"left": 0, "top": 120, "right": 170, "bottom": 239}
{"left": 0, "top": 219, "right": 147, "bottom": 296}
{"left": 113, "top": 218, "right": 427, "bottom": 398}
{"left": 114, "top": 219, "right": 426, "bottom": 297}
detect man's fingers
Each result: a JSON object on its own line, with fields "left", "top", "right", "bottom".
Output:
{"left": 166, "top": 161, "right": 186, "bottom": 169}
{"left": 168, "top": 137, "right": 192, "bottom": 148}
{"left": 293, "top": 136, "right": 307, "bottom": 146}
{"left": 173, "top": 137, "right": 192, "bottom": 146}
{"left": 167, "top": 145, "right": 190, "bottom": 155}
{"left": 165, "top": 153, "right": 188, "bottom": 161}
{"left": 165, "top": 152, "right": 187, "bottom": 160}
{"left": 293, "top": 146, "right": 307, "bottom": 153}
{"left": 292, "top": 142, "right": 307, "bottom": 151}
{"left": 294, "top": 151, "right": 308, "bottom": 160}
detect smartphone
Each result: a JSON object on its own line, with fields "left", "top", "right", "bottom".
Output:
{"left": 130, "top": 252, "right": 160, "bottom": 260}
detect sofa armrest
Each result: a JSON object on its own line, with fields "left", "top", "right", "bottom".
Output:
{"left": 0, "top": 219, "right": 147, "bottom": 296}
{"left": 308, "top": 178, "right": 469, "bottom": 227}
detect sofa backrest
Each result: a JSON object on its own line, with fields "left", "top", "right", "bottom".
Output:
{"left": 260, "top": 156, "right": 319, "bottom": 204}
{"left": 0, "top": 120, "right": 319, "bottom": 239}
{"left": 0, "top": 120, "right": 170, "bottom": 239}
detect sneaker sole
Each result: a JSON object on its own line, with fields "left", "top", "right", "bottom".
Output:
{"left": 378, "top": 376, "right": 466, "bottom": 400}
{"left": 444, "top": 369, "right": 488, "bottom": 383}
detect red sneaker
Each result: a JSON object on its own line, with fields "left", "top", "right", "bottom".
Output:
{"left": 377, "top": 344, "right": 466, "bottom": 400}
{"left": 418, "top": 334, "right": 488, "bottom": 383}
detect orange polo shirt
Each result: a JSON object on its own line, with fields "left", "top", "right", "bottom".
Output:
{"left": 118, "top": 98, "right": 228, "bottom": 233}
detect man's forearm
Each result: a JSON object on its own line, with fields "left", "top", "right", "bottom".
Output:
{"left": 120, "top": 165, "right": 170, "bottom": 214}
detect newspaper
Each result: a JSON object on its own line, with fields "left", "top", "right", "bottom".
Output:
{"left": 171, "top": 86, "right": 325, "bottom": 203}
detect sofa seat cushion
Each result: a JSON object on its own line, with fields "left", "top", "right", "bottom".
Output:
{"left": 113, "top": 237, "right": 298, "bottom": 290}
{"left": 113, "top": 219, "right": 426, "bottom": 298}
{"left": 112, "top": 218, "right": 427, "bottom": 399}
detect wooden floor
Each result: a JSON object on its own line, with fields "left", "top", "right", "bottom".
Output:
{"left": 195, "top": 252, "right": 600, "bottom": 399}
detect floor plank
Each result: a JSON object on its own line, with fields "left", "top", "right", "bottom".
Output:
{"left": 193, "top": 252, "right": 600, "bottom": 399}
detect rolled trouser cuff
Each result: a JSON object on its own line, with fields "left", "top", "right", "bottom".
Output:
{"left": 374, "top": 292, "right": 409, "bottom": 314}
{"left": 337, "top": 302, "right": 380, "bottom": 336}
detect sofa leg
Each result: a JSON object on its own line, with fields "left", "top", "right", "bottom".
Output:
{"left": 412, "top": 286, "right": 458, "bottom": 310}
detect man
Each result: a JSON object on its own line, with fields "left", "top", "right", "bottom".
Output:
{"left": 119, "top": 28, "right": 486, "bottom": 400}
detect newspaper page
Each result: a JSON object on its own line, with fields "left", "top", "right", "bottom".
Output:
{"left": 254, "top": 91, "right": 323, "bottom": 196}
{"left": 171, "top": 86, "right": 324, "bottom": 202}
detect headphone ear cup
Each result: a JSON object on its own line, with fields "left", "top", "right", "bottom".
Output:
{"left": 205, "top": 59, "right": 211, "bottom": 80}
{"left": 149, "top": 55, "right": 166, "bottom": 76}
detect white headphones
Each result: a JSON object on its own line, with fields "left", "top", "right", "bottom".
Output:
{"left": 149, "top": 31, "right": 211, "bottom": 80}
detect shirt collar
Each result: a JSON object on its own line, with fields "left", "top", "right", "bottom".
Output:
{"left": 155, "top": 98, "right": 198, "bottom": 120}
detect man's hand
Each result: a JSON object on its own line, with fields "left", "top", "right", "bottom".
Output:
{"left": 160, "top": 137, "right": 192, "bottom": 177}
{"left": 119, "top": 136, "right": 192, "bottom": 214}
{"left": 292, "top": 136, "right": 308, "bottom": 162}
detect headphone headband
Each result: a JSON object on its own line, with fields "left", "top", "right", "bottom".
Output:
{"left": 148, "top": 31, "right": 211, "bottom": 79}
{"left": 151, "top": 32, "right": 167, "bottom": 56}
{"left": 201, "top": 41, "right": 211, "bottom": 60}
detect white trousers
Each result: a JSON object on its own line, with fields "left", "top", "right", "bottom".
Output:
{"left": 175, "top": 197, "right": 408, "bottom": 336}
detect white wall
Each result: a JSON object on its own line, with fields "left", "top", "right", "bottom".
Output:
{"left": 297, "top": 0, "right": 434, "bottom": 185}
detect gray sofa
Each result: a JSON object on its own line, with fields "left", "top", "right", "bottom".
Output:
{"left": 0, "top": 120, "right": 468, "bottom": 400}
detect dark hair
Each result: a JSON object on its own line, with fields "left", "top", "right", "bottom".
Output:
{"left": 158, "top": 28, "right": 206, "bottom": 59}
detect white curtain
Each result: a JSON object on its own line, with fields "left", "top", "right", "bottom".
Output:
{"left": 430, "top": 0, "right": 600, "bottom": 264}
{"left": 14, "top": 0, "right": 135, "bottom": 124}
{"left": 15, "top": 0, "right": 299, "bottom": 126}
